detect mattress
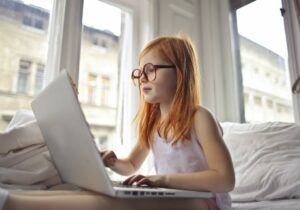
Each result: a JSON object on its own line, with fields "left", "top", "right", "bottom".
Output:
{"left": 232, "top": 199, "right": 300, "bottom": 210}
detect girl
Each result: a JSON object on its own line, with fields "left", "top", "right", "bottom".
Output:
{"left": 101, "top": 35, "right": 235, "bottom": 210}
{"left": 2, "top": 35, "right": 234, "bottom": 210}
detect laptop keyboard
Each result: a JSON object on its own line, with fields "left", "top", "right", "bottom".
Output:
{"left": 111, "top": 181, "right": 177, "bottom": 197}
{"left": 112, "top": 181, "right": 155, "bottom": 189}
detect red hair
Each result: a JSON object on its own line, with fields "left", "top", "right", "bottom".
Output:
{"left": 133, "top": 35, "right": 201, "bottom": 148}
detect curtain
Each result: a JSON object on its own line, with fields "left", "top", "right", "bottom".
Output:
{"left": 291, "top": 0, "right": 300, "bottom": 94}
{"left": 295, "top": 0, "right": 300, "bottom": 27}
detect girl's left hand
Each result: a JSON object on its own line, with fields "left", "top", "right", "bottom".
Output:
{"left": 122, "top": 174, "right": 166, "bottom": 187}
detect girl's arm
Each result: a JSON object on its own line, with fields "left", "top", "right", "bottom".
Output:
{"left": 104, "top": 143, "right": 149, "bottom": 176}
{"left": 163, "top": 107, "right": 235, "bottom": 192}
{"left": 124, "top": 107, "right": 235, "bottom": 193}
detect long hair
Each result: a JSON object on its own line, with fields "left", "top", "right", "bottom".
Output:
{"left": 133, "top": 35, "right": 201, "bottom": 148}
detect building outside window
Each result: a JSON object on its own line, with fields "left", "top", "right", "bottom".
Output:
{"left": 0, "top": 0, "right": 53, "bottom": 129}
{"left": 236, "top": 0, "right": 294, "bottom": 123}
{"left": 0, "top": 0, "right": 124, "bottom": 137}
{"left": 78, "top": 0, "right": 122, "bottom": 152}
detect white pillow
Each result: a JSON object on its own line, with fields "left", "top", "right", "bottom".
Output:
{"left": 5, "top": 109, "right": 36, "bottom": 132}
{"left": 0, "top": 109, "right": 44, "bottom": 154}
{"left": 0, "top": 109, "right": 61, "bottom": 189}
{"left": 221, "top": 122, "right": 300, "bottom": 202}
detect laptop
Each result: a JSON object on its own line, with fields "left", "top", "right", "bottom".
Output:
{"left": 31, "top": 70, "right": 213, "bottom": 198}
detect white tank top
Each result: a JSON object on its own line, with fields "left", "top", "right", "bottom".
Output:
{"left": 151, "top": 128, "right": 232, "bottom": 210}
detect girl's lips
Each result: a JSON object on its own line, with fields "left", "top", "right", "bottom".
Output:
{"left": 142, "top": 87, "right": 152, "bottom": 93}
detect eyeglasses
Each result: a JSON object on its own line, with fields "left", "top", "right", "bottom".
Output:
{"left": 131, "top": 63, "right": 175, "bottom": 86}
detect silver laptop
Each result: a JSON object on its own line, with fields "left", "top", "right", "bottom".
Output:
{"left": 31, "top": 70, "right": 213, "bottom": 198}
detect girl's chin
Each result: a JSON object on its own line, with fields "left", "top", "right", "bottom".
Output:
{"left": 143, "top": 96, "right": 158, "bottom": 104}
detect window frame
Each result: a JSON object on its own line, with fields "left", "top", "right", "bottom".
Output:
{"left": 44, "top": 0, "right": 153, "bottom": 152}
{"left": 229, "top": 0, "right": 300, "bottom": 123}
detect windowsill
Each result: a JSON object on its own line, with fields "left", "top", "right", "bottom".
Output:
{"left": 21, "top": 25, "right": 47, "bottom": 34}
{"left": 0, "top": 90, "right": 35, "bottom": 98}
{"left": 80, "top": 102, "right": 117, "bottom": 110}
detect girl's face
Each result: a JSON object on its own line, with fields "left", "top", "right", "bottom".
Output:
{"left": 139, "top": 49, "right": 177, "bottom": 104}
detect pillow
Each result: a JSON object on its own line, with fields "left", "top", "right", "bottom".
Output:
{"left": 0, "top": 109, "right": 61, "bottom": 189}
{"left": 5, "top": 109, "right": 36, "bottom": 132}
{"left": 0, "top": 109, "right": 44, "bottom": 154}
{"left": 221, "top": 122, "right": 300, "bottom": 202}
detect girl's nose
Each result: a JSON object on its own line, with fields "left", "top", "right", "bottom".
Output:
{"left": 140, "top": 72, "right": 148, "bottom": 83}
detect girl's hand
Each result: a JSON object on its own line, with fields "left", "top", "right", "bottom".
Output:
{"left": 100, "top": 150, "right": 117, "bottom": 167}
{"left": 122, "top": 174, "right": 166, "bottom": 188}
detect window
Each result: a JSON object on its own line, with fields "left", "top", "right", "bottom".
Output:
{"left": 17, "top": 60, "right": 31, "bottom": 94}
{"left": 100, "top": 40, "right": 107, "bottom": 48}
{"left": 101, "top": 75, "right": 110, "bottom": 106}
{"left": 236, "top": 0, "right": 294, "bottom": 122}
{"left": 35, "top": 64, "right": 44, "bottom": 94}
{"left": 92, "top": 38, "right": 98, "bottom": 46}
{"left": 277, "top": 103, "right": 283, "bottom": 113}
{"left": 253, "top": 95, "right": 262, "bottom": 106}
{"left": 0, "top": 0, "right": 53, "bottom": 130}
{"left": 22, "top": 16, "right": 32, "bottom": 26}
{"left": 34, "top": 19, "right": 44, "bottom": 30}
{"left": 97, "top": 135, "right": 108, "bottom": 150}
{"left": 22, "top": 15, "right": 45, "bottom": 30}
{"left": 78, "top": 0, "right": 124, "bottom": 153}
{"left": 87, "top": 73, "right": 97, "bottom": 104}
{"left": 267, "top": 99, "right": 274, "bottom": 109}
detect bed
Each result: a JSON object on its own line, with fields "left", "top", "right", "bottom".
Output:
{"left": 222, "top": 122, "right": 300, "bottom": 210}
{"left": 1, "top": 110, "right": 300, "bottom": 209}
{"left": 232, "top": 199, "right": 300, "bottom": 210}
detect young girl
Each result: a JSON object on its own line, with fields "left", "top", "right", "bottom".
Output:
{"left": 2, "top": 35, "right": 234, "bottom": 210}
{"left": 101, "top": 35, "right": 235, "bottom": 210}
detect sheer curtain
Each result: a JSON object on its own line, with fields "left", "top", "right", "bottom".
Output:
{"left": 295, "top": 0, "right": 300, "bottom": 25}
{"left": 292, "top": 0, "right": 300, "bottom": 94}
{"left": 283, "top": 0, "right": 300, "bottom": 122}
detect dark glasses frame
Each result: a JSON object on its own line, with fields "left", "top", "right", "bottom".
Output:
{"left": 131, "top": 63, "right": 175, "bottom": 86}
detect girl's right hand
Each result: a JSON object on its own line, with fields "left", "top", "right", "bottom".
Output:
{"left": 100, "top": 150, "right": 118, "bottom": 167}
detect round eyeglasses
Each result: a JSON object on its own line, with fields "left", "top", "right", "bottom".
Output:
{"left": 131, "top": 63, "right": 175, "bottom": 86}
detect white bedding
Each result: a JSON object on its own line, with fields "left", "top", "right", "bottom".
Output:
{"left": 232, "top": 199, "right": 300, "bottom": 210}
{"left": 221, "top": 122, "right": 300, "bottom": 202}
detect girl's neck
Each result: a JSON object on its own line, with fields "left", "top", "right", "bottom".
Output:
{"left": 159, "top": 102, "right": 172, "bottom": 121}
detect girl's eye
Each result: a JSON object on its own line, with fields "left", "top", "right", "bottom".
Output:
{"left": 146, "top": 68, "right": 155, "bottom": 74}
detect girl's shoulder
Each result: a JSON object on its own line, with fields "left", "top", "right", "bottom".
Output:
{"left": 193, "top": 105, "right": 215, "bottom": 120}
{"left": 193, "top": 105, "right": 223, "bottom": 136}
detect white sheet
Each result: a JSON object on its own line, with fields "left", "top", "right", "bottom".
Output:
{"left": 221, "top": 122, "right": 300, "bottom": 202}
{"left": 0, "top": 110, "right": 62, "bottom": 190}
{"left": 0, "top": 188, "right": 8, "bottom": 210}
{"left": 232, "top": 199, "right": 300, "bottom": 210}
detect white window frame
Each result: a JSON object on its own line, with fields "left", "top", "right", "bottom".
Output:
{"left": 197, "top": 0, "right": 243, "bottom": 122}
{"left": 282, "top": 0, "right": 300, "bottom": 122}
{"left": 229, "top": 0, "right": 300, "bottom": 123}
{"left": 44, "top": 0, "right": 83, "bottom": 86}
{"left": 44, "top": 0, "right": 155, "bottom": 156}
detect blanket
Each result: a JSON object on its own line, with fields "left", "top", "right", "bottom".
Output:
{"left": 0, "top": 110, "right": 62, "bottom": 190}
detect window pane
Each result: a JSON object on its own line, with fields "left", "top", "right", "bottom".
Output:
{"left": 237, "top": 0, "right": 294, "bottom": 122}
{"left": 78, "top": 0, "right": 123, "bottom": 153}
{"left": 0, "top": 0, "right": 53, "bottom": 130}
{"left": 17, "top": 59, "right": 31, "bottom": 94}
{"left": 35, "top": 64, "right": 45, "bottom": 94}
